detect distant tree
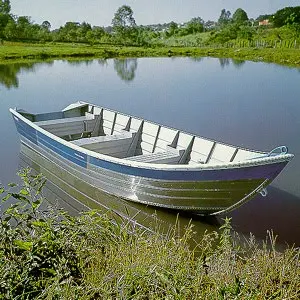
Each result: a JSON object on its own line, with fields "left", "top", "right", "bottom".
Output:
{"left": 79, "top": 21, "right": 92, "bottom": 34}
{"left": 273, "top": 6, "right": 300, "bottom": 27}
{"left": 167, "top": 21, "right": 178, "bottom": 36}
{"left": 86, "top": 26, "right": 106, "bottom": 44}
{"left": 112, "top": 5, "right": 136, "bottom": 36}
{"left": 232, "top": 8, "right": 248, "bottom": 24}
{"left": 237, "top": 25, "right": 255, "bottom": 40}
{"left": 3, "top": 19, "right": 16, "bottom": 39}
{"left": 41, "top": 21, "right": 51, "bottom": 31}
{"left": 111, "top": 5, "right": 138, "bottom": 45}
{"left": 218, "top": 9, "right": 231, "bottom": 26}
{"left": 0, "top": 0, "right": 10, "bottom": 37}
{"left": 17, "top": 16, "right": 31, "bottom": 27}
{"left": 0, "top": 0, "right": 10, "bottom": 14}
{"left": 186, "top": 17, "right": 204, "bottom": 34}
{"left": 204, "top": 20, "right": 216, "bottom": 30}
{"left": 208, "top": 23, "right": 239, "bottom": 44}
{"left": 15, "top": 16, "right": 32, "bottom": 40}
{"left": 55, "top": 22, "right": 81, "bottom": 42}
{"left": 285, "top": 11, "right": 300, "bottom": 37}
{"left": 0, "top": 12, "right": 11, "bottom": 37}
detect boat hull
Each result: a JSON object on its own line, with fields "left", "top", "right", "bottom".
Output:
{"left": 11, "top": 109, "right": 290, "bottom": 215}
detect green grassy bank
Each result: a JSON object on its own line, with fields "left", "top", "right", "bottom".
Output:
{"left": 1, "top": 170, "right": 300, "bottom": 299}
{"left": 0, "top": 42, "right": 300, "bottom": 67}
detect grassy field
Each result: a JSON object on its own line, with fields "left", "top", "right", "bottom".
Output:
{"left": 1, "top": 170, "right": 300, "bottom": 299}
{"left": 0, "top": 41, "right": 300, "bottom": 67}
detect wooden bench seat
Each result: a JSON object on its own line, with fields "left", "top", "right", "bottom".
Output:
{"left": 71, "top": 131, "right": 134, "bottom": 158}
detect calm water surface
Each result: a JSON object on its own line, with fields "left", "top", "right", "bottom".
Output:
{"left": 1, "top": 57, "right": 300, "bottom": 246}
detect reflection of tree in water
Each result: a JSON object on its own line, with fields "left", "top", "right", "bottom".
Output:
{"left": 189, "top": 57, "right": 204, "bottom": 63}
{"left": 98, "top": 59, "right": 108, "bottom": 66}
{"left": 218, "top": 58, "right": 246, "bottom": 69}
{"left": 66, "top": 60, "right": 94, "bottom": 66}
{"left": 219, "top": 58, "right": 230, "bottom": 69}
{"left": 0, "top": 64, "right": 19, "bottom": 88}
{"left": 113, "top": 59, "right": 137, "bottom": 82}
{"left": 231, "top": 59, "right": 245, "bottom": 69}
{"left": 0, "top": 61, "right": 53, "bottom": 89}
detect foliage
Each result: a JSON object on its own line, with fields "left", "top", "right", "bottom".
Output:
{"left": 0, "top": 168, "right": 84, "bottom": 298}
{"left": 0, "top": 2, "right": 299, "bottom": 50}
{"left": 232, "top": 8, "right": 249, "bottom": 24}
{"left": 0, "top": 0, "right": 10, "bottom": 15}
{"left": 208, "top": 23, "right": 240, "bottom": 43}
{"left": 273, "top": 6, "right": 300, "bottom": 27}
{"left": 0, "top": 169, "right": 300, "bottom": 299}
{"left": 0, "top": 12, "right": 11, "bottom": 37}
{"left": 218, "top": 9, "right": 231, "bottom": 26}
{"left": 237, "top": 25, "right": 255, "bottom": 41}
{"left": 256, "top": 14, "right": 273, "bottom": 22}
{"left": 111, "top": 5, "right": 138, "bottom": 45}
{"left": 185, "top": 17, "right": 204, "bottom": 35}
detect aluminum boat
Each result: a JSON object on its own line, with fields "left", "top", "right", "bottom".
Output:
{"left": 10, "top": 101, "right": 294, "bottom": 215}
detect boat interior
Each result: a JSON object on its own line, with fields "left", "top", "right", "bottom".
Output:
{"left": 19, "top": 103, "right": 263, "bottom": 165}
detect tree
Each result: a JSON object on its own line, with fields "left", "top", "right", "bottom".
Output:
{"left": 3, "top": 19, "right": 16, "bottom": 39}
{"left": 41, "top": 20, "right": 51, "bottom": 31}
{"left": 0, "top": 0, "right": 10, "bottom": 37}
{"left": 273, "top": 6, "right": 300, "bottom": 27}
{"left": 0, "top": 0, "right": 10, "bottom": 14}
{"left": 186, "top": 17, "right": 204, "bottom": 34}
{"left": 168, "top": 21, "right": 178, "bottom": 36}
{"left": 237, "top": 25, "right": 254, "bottom": 41}
{"left": 112, "top": 5, "right": 136, "bottom": 36}
{"left": 204, "top": 20, "right": 216, "bottom": 30}
{"left": 0, "top": 12, "right": 10, "bottom": 37}
{"left": 232, "top": 8, "right": 248, "bottom": 24}
{"left": 218, "top": 9, "right": 231, "bottom": 26}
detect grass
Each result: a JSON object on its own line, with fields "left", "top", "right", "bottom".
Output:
{"left": 1, "top": 169, "right": 300, "bottom": 299}
{"left": 0, "top": 41, "right": 300, "bottom": 68}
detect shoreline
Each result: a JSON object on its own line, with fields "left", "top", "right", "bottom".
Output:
{"left": 0, "top": 43, "right": 300, "bottom": 67}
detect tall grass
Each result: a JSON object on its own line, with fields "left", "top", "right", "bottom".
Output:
{"left": 1, "top": 169, "right": 299, "bottom": 299}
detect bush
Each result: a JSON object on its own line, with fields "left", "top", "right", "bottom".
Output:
{"left": 1, "top": 169, "right": 299, "bottom": 299}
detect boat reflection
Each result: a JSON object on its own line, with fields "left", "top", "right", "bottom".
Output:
{"left": 19, "top": 143, "right": 220, "bottom": 239}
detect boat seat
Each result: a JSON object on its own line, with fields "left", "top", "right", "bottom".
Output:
{"left": 71, "top": 131, "right": 135, "bottom": 158}
{"left": 126, "top": 147, "right": 184, "bottom": 164}
{"left": 35, "top": 115, "right": 96, "bottom": 138}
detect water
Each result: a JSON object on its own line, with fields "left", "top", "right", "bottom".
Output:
{"left": 1, "top": 57, "right": 300, "bottom": 246}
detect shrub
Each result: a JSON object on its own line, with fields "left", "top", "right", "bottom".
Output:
{"left": 1, "top": 168, "right": 299, "bottom": 299}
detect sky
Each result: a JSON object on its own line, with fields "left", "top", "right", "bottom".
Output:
{"left": 9, "top": 0, "right": 300, "bottom": 29}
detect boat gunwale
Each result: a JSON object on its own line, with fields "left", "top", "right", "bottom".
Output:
{"left": 10, "top": 106, "right": 294, "bottom": 172}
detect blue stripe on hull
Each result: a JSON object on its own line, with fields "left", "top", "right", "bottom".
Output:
{"left": 13, "top": 116, "right": 37, "bottom": 145}
{"left": 37, "top": 132, "right": 87, "bottom": 168}
{"left": 89, "top": 156, "right": 287, "bottom": 182}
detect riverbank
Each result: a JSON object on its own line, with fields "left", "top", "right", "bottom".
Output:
{"left": 0, "top": 42, "right": 300, "bottom": 67}
{"left": 1, "top": 171, "right": 300, "bottom": 299}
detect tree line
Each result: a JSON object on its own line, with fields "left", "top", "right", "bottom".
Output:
{"left": 0, "top": 1, "right": 299, "bottom": 46}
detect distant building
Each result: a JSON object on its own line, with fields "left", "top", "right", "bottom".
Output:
{"left": 258, "top": 19, "right": 270, "bottom": 26}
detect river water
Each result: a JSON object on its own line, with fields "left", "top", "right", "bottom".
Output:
{"left": 1, "top": 57, "right": 300, "bottom": 246}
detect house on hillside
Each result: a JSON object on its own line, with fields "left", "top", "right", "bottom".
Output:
{"left": 258, "top": 19, "right": 270, "bottom": 26}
